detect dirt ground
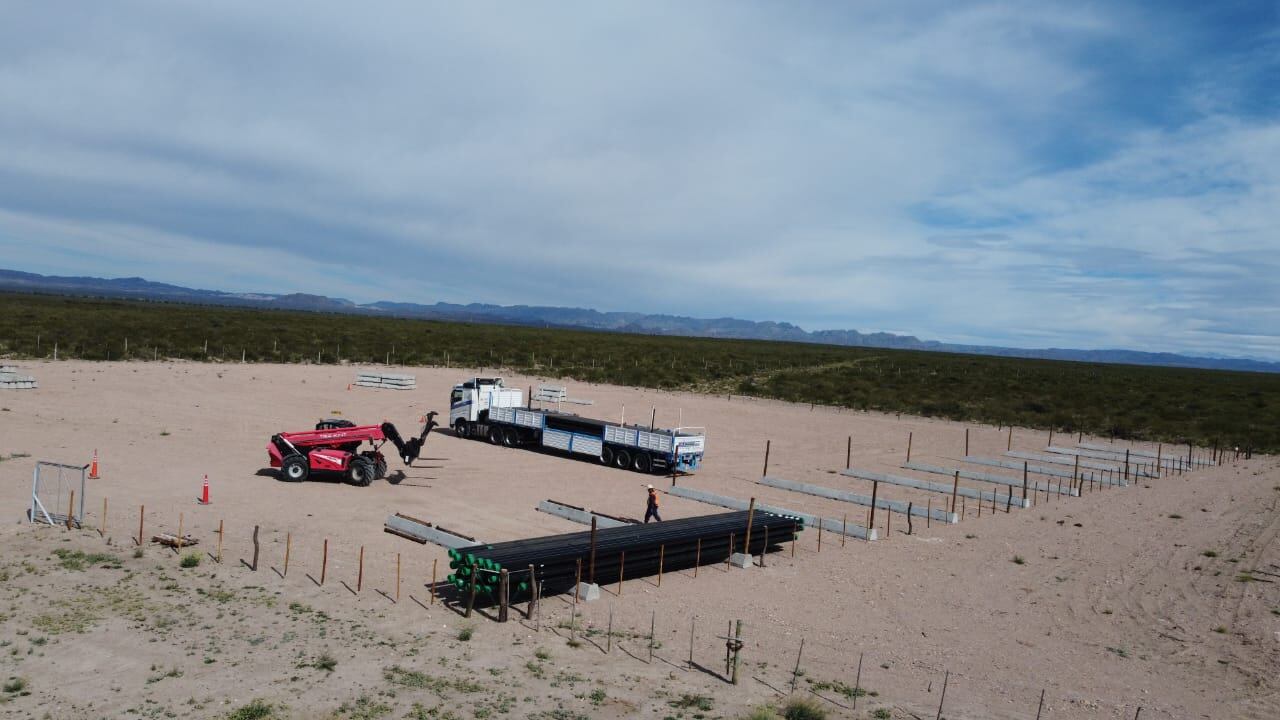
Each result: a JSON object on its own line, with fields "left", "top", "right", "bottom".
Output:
{"left": 0, "top": 359, "right": 1277, "bottom": 720}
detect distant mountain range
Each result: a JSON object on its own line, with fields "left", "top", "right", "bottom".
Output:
{"left": 3, "top": 268, "right": 1277, "bottom": 373}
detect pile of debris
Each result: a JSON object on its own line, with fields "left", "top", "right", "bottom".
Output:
{"left": 354, "top": 371, "right": 416, "bottom": 390}
{"left": 0, "top": 365, "right": 36, "bottom": 390}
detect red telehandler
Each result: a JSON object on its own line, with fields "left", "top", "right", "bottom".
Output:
{"left": 267, "top": 412, "right": 438, "bottom": 485}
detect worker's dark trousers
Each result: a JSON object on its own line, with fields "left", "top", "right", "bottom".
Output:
{"left": 645, "top": 507, "right": 662, "bottom": 523}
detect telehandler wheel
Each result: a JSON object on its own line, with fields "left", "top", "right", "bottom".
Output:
{"left": 280, "top": 454, "right": 310, "bottom": 482}
{"left": 347, "top": 457, "right": 375, "bottom": 487}
{"left": 502, "top": 427, "right": 519, "bottom": 447}
{"left": 487, "top": 425, "right": 503, "bottom": 445}
{"left": 633, "top": 452, "right": 652, "bottom": 473}
{"left": 600, "top": 447, "right": 614, "bottom": 466}
{"left": 613, "top": 449, "right": 632, "bottom": 470}
{"left": 375, "top": 457, "right": 388, "bottom": 478}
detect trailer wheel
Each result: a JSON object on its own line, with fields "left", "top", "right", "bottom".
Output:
{"left": 454, "top": 419, "right": 470, "bottom": 439}
{"left": 600, "top": 447, "right": 614, "bottom": 466}
{"left": 487, "top": 425, "right": 503, "bottom": 444}
{"left": 613, "top": 449, "right": 631, "bottom": 470}
{"left": 280, "top": 454, "right": 309, "bottom": 482}
{"left": 502, "top": 427, "right": 519, "bottom": 447}
{"left": 632, "top": 452, "right": 652, "bottom": 473}
{"left": 347, "top": 457, "right": 375, "bottom": 486}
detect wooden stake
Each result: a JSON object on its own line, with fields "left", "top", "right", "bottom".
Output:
{"left": 176, "top": 512, "right": 183, "bottom": 549}
{"left": 574, "top": 559, "right": 582, "bottom": 604}
{"left": 617, "top": 551, "right": 625, "bottom": 596}
{"left": 1008, "top": 427, "right": 1013, "bottom": 451}
{"left": 762, "top": 440, "right": 771, "bottom": 477}
{"left": 689, "top": 615, "right": 696, "bottom": 666}
{"left": 216, "top": 519, "right": 224, "bottom": 563}
{"left": 431, "top": 558, "right": 438, "bottom": 604}
{"left": 100, "top": 497, "right": 107, "bottom": 537}
{"left": 869, "top": 479, "right": 879, "bottom": 533}
{"left": 964, "top": 427, "right": 969, "bottom": 456}
{"left": 906, "top": 431, "right": 913, "bottom": 462}
{"left": 694, "top": 538, "right": 701, "bottom": 577}
{"left": 283, "top": 532, "right": 291, "bottom": 577}
{"left": 790, "top": 638, "right": 805, "bottom": 694}
{"left": 853, "top": 651, "right": 864, "bottom": 710}
{"left": 465, "top": 561, "right": 477, "bottom": 618}
{"left": 250, "top": 525, "right": 259, "bottom": 571}
{"left": 527, "top": 564, "right": 536, "bottom": 618}
{"left": 657, "top": 545, "right": 665, "bottom": 586}
{"left": 728, "top": 533, "right": 736, "bottom": 565}
{"left": 841, "top": 513, "right": 847, "bottom": 547}
{"left": 886, "top": 507, "right": 891, "bottom": 537}
{"left": 357, "top": 545, "right": 364, "bottom": 592}
{"left": 396, "top": 552, "right": 401, "bottom": 603}
{"left": 730, "top": 620, "right": 743, "bottom": 685}
{"left": 936, "top": 669, "right": 949, "bottom": 720}
{"left": 498, "top": 568, "right": 509, "bottom": 622}
{"left": 66, "top": 491, "right": 75, "bottom": 530}
{"left": 927, "top": 498, "right": 931, "bottom": 528}
{"left": 761, "top": 525, "right": 768, "bottom": 567}
{"left": 816, "top": 525, "right": 821, "bottom": 553}
{"left": 588, "top": 516, "right": 598, "bottom": 584}
{"left": 846, "top": 435, "right": 852, "bottom": 469}
{"left": 906, "top": 503, "right": 914, "bottom": 535}
{"left": 1036, "top": 689, "right": 1046, "bottom": 720}
{"left": 649, "top": 611, "right": 655, "bottom": 663}
{"left": 321, "top": 538, "right": 328, "bottom": 585}
{"left": 950, "top": 470, "right": 960, "bottom": 514}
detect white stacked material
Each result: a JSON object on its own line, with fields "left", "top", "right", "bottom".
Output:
{"left": 533, "top": 383, "right": 593, "bottom": 406}
{"left": 0, "top": 367, "right": 36, "bottom": 389}
{"left": 354, "top": 371, "right": 416, "bottom": 390}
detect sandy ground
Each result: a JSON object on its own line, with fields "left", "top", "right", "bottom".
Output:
{"left": 0, "top": 359, "right": 1277, "bottom": 719}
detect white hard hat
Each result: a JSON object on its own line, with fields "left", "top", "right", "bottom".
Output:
{"left": 646, "top": 484, "right": 654, "bottom": 489}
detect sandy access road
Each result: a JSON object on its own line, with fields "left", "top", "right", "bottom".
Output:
{"left": 0, "top": 359, "right": 1277, "bottom": 719}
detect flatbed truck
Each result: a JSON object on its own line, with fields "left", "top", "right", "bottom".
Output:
{"left": 448, "top": 377, "right": 705, "bottom": 474}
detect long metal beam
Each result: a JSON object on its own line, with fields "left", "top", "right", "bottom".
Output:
{"left": 758, "top": 475, "right": 956, "bottom": 523}
{"left": 1077, "top": 442, "right": 1202, "bottom": 467}
{"left": 1045, "top": 446, "right": 1163, "bottom": 474}
{"left": 384, "top": 513, "right": 483, "bottom": 549}
{"left": 665, "top": 485, "right": 878, "bottom": 541}
{"left": 840, "top": 468, "right": 1032, "bottom": 509}
{"left": 1006, "top": 450, "right": 1123, "bottom": 472}
{"left": 963, "top": 456, "right": 1103, "bottom": 483}
{"left": 903, "top": 461, "right": 1082, "bottom": 495}
{"left": 536, "top": 499, "right": 634, "bottom": 528}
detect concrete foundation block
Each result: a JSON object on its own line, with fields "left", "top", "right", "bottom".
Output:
{"left": 574, "top": 582, "right": 601, "bottom": 602}
{"left": 729, "top": 553, "right": 756, "bottom": 569}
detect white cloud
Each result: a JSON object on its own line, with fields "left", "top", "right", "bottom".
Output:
{"left": 0, "top": 1, "right": 1276, "bottom": 358}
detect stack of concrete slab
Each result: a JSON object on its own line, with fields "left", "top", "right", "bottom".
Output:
{"left": 0, "top": 365, "right": 36, "bottom": 389}
{"left": 354, "top": 371, "right": 416, "bottom": 390}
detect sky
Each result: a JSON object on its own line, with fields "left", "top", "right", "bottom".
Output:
{"left": 1, "top": 1, "right": 1278, "bottom": 359}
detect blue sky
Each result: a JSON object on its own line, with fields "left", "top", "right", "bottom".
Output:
{"left": 2, "top": 1, "right": 1278, "bottom": 359}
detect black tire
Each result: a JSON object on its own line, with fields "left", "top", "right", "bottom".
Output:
{"left": 633, "top": 452, "right": 652, "bottom": 473}
{"left": 487, "top": 425, "right": 503, "bottom": 445}
{"left": 613, "top": 448, "right": 631, "bottom": 470}
{"left": 347, "top": 457, "right": 375, "bottom": 487}
{"left": 503, "top": 427, "right": 519, "bottom": 447}
{"left": 600, "top": 446, "right": 614, "bottom": 466}
{"left": 375, "top": 457, "right": 388, "bottom": 478}
{"left": 280, "top": 454, "right": 309, "bottom": 482}
{"left": 454, "top": 419, "right": 470, "bottom": 439}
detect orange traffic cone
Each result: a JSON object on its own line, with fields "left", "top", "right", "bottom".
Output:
{"left": 88, "top": 449, "right": 100, "bottom": 479}
{"left": 197, "top": 475, "right": 210, "bottom": 505}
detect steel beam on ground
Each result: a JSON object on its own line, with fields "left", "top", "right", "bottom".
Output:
{"left": 841, "top": 468, "right": 1030, "bottom": 510}
{"left": 902, "top": 461, "right": 1081, "bottom": 496}
{"left": 1043, "top": 447, "right": 1153, "bottom": 478}
{"left": 1003, "top": 448, "right": 1136, "bottom": 481}
{"left": 758, "top": 476, "right": 955, "bottom": 523}
{"left": 1076, "top": 443, "right": 1202, "bottom": 467}
{"left": 962, "top": 456, "right": 1102, "bottom": 484}
{"left": 665, "top": 485, "right": 878, "bottom": 541}
{"left": 384, "top": 514, "right": 483, "bottom": 549}
{"left": 536, "top": 500, "right": 634, "bottom": 528}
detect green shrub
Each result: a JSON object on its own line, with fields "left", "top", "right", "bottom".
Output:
{"left": 781, "top": 697, "right": 826, "bottom": 720}
{"left": 179, "top": 552, "right": 201, "bottom": 568}
{"left": 457, "top": 626, "right": 474, "bottom": 641}
{"left": 225, "top": 699, "right": 274, "bottom": 720}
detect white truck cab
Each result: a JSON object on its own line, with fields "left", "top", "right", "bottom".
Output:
{"left": 448, "top": 377, "right": 524, "bottom": 432}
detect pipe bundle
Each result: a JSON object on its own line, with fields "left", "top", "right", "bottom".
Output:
{"left": 448, "top": 510, "right": 803, "bottom": 605}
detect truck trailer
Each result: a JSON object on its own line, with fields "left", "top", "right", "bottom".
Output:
{"left": 448, "top": 377, "right": 705, "bottom": 474}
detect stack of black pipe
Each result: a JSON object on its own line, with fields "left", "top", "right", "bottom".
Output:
{"left": 448, "top": 510, "right": 803, "bottom": 605}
